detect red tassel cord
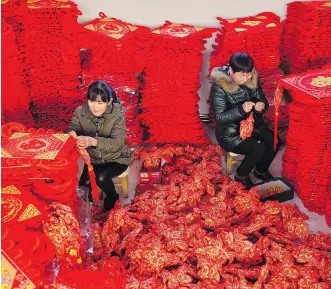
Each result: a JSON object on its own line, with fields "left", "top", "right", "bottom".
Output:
{"left": 77, "top": 148, "right": 99, "bottom": 202}
{"left": 273, "top": 84, "right": 283, "bottom": 150}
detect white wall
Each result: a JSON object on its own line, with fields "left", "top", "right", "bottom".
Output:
{"left": 74, "top": 0, "right": 294, "bottom": 114}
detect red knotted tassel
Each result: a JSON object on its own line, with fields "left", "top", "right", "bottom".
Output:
{"left": 273, "top": 85, "right": 283, "bottom": 151}
{"left": 77, "top": 148, "right": 99, "bottom": 202}
{"left": 240, "top": 112, "right": 255, "bottom": 140}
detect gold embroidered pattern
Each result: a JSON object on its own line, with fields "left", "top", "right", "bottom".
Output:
{"left": 153, "top": 24, "right": 199, "bottom": 38}
{"left": 34, "top": 150, "right": 58, "bottom": 160}
{"left": 311, "top": 76, "right": 331, "bottom": 88}
{"left": 242, "top": 20, "right": 262, "bottom": 26}
{"left": 235, "top": 28, "right": 247, "bottom": 32}
{"left": 127, "top": 24, "right": 138, "bottom": 32}
{"left": 18, "top": 204, "right": 41, "bottom": 222}
{"left": 85, "top": 18, "right": 130, "bottom": 39}
{"left": 1, "top": 149, "right": 12, "bottom": 158}
{"left": 227, "top": 19, "right": 237, "bottom": 23}
{"left": 322, "top": 2, "right": 331, "bottom": 7}
{"left": 266, "top": 23, "right": 277, "bottom": 27}
{"left": 2, "top": 196, "right": 23, "bottom": 223}
{"left": 256, "top": 16, "right": 267, "bottom": 19}
{"left": 27, "top": 0, "right": 70, "bottom": 9}
{"left": 53, "top": 134, "right": 70, "bottom": 142}
{"left": 9, "top": 133, "right": 31, "bottom": 139}
{"left": 1, "top": 186, "right": 22, "bottom": 195}
{"left": 1, "top": 255, "right": 17, "bottom": 288}
{"left": 84, "top": 24, "right": 96, "bottom": 31}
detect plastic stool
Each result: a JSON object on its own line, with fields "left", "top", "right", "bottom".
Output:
{"left": 225, "top": 152, "right": 243, "bottom": 175}
{"left": 113, "top": 168, "right": 129, "bottom": 198}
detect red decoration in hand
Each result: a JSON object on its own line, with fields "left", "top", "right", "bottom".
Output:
{"left": 77, "top": 148, "right": 99, "bottom": 203}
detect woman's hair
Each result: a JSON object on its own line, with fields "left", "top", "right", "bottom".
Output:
{"left": 229, "top": 53, "right": 254, "bottom": 73}
{"left": 87, "top": 80, "right": 118, "bottom": 103}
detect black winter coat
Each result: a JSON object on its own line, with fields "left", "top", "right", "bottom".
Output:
{"left": 210, "top": 66, "right": 269, "bottom": 152}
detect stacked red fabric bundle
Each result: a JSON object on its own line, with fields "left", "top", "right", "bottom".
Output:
{"left": 274, "top": 68, "right": 331, "bottom": 226}
{"left": 22, "top": 0, "right": 81, "bottom": 131}
{"left": 140, "top": 21, "right": 215, "bottom": 144}
{"left": 281, "top": 1, "right": 331, "bottom": 74}
{"left": 1, "top": 184, "right": 56, "bottom": 286}
{"left": 1, "top": 122, "right": 80, "bottom": 208}
{"left": 1, "top": 8, "right": 33, "bottom": 126}
{"left": 208, "top": 13, "right": 284, "bottom": 127}
{"left": 79, "top": 13, "right": 150, "bottom": 147}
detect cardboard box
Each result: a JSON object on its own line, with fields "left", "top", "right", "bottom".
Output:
{"left": 139, "top": 158, "right": 165, "bottom": 184}
{"left": 255, "top": 177, "right": 294, "bottom": 202}
{"left": 139, "top": 171, "right": 162, "bottom": 184}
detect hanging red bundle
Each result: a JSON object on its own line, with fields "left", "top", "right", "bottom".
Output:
{"left": 77, "top": 148, "right": 99, "bottom": 202}
{"left": 240, "top": 112, "right": 255, "bottom": 140}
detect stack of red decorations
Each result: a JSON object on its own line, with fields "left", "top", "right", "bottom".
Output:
{"left": 208, "top": 12, "right": 284, "bottom": 127}
{"left": 1, "top": 20, "right": 33, "bottom": 126}
{"left": 1, "top": 2, "right": 33, "bottom": 126}
{"left": 1, "top": 122, "right": 80, "bottom": 209}
{"left": 23, "top": 0, "right": 81, "bottom": 131}
{"left": 140, "top": 21, "right": 215, "bottom": 144}
{"left": 281, "top": 1, "right": 331, "bottom": 74}
{"left": 274, "top": 68, "right": 331, "bottom": 226}
{"left": 79, "top": 13, "right": 150, "bottom": 147}
{"left": 92, "top": 144, "right": 331, "bottom": 288}
{"left": 1, "top": 184, "right": 55, "bottom": 286}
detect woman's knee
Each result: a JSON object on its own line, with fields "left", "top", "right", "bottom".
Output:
{"left": 254, "top": 141, "right": 267, "bottom": 156}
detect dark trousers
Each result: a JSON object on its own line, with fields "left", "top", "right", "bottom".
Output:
{"left": 232, "top": 128, "right": 281, "bottom": 177}
{"left": 79, "top": 162, "right": 128, "bottom": 210}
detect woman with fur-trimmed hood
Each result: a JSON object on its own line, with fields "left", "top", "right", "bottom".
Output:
{"left": 210, "top": 53, "right": 280, "bottom": 188}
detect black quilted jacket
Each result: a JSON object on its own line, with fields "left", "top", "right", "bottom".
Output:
{"left": 209, "top": 66, "right": 269, "bottom": 152}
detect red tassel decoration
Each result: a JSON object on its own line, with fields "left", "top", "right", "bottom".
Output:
{"left": 77, "top": 148, "right": 99, "bottom": 202}
{"left": 273, "top": 85, "right": 283, "bottom": 150}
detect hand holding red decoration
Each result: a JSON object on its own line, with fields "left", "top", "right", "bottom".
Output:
{"left": 255, "top": 102, "right": 265, "bottom": 112}
{"left": 68, "top": 130, "right": 77, "bottom": 139}
{"left": 242, "top": 101, "right": 255, "bottom": 113}
{"left": 77, "top": 136, "right": 97, "bottom": 149}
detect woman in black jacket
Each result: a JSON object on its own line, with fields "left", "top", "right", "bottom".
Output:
{"left": 210, "top": 53, "right": 281, "bottom": 188}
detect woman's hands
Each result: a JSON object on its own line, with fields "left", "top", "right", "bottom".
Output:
{"left": 68, "top": 131, "right": 98, "bottom": 149}
{"left": 68, "top": 130, "right": 77, "bottom": 139}
{"left": 242, "top": 101, "right": 265, "bottom": 113}
{"left": 242, "top": 101, "right": 255, "bottom": 113}
{"left": 77, "top": 136, "right": 97, "bottom": 149}
{"left": 254, "top": 102, "right": 265, "bottom": 112}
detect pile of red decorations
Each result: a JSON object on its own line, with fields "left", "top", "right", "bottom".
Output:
{"left": 22, "top": 0, "right": 81, "bottom": 130}
{"left": 208, "top": 12, "right": 285, "bottom": 127}
{"left": 1, "top": 19, "right": 32, "bottom": 125}
{"left": 274, "top": 68, "right": 331, "bottom": 226}
{"left": 91, "top": 144, "right": 331, "bottom": 288}
{"left": 281, "top": 1, "right": 331, "bottom": 74}
{"left": 79, "top": 13, "right": 150, "bottom": 147}
{"left": 1, "top": 3, "right": 33, "bottom": 127}
{"left": 1, "top": 122, "right": 127, "bottom": 288}
{"left": 139, "top": 21, "right": 215, "bottom": 144}
{"left": 1, "top": 184, "right": 55, "bottom": 286}
{"left": 1, "top": 122, "right": 80, "bottom": 209}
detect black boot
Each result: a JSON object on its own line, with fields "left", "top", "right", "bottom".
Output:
{"left": 253, "top": 169, "right": 274, "bottom": 182}
{"left": 234, "top": 174, "right": 254, "bottom": 189}
{"left": 103, "top": 193, "right": 119, "bottom": 211}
